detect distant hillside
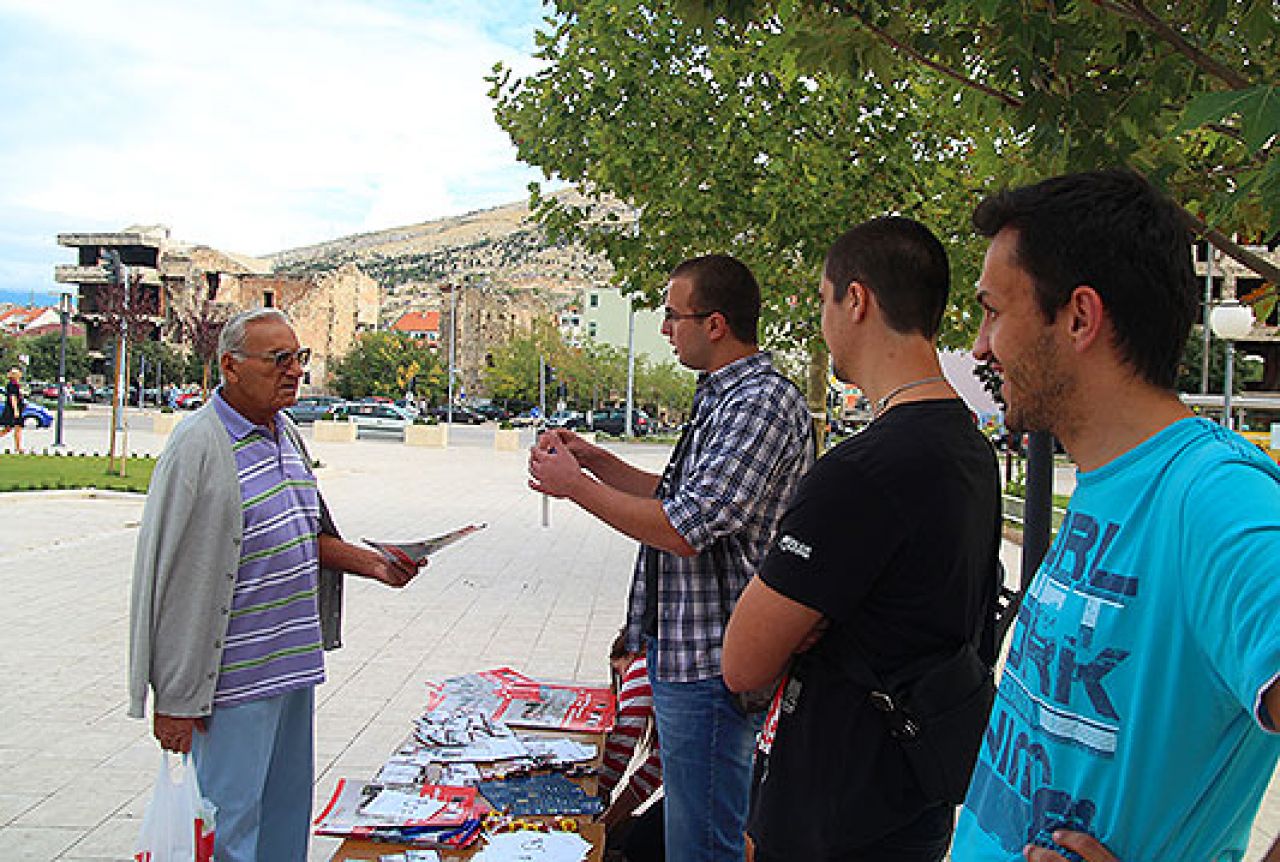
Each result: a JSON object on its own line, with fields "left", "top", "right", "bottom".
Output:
{"left": 267, "top": 192, "right": 631, "bottom": 320}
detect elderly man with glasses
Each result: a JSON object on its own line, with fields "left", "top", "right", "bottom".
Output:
{"left": 129, "top": 308, "right": 421, "bottom": 862}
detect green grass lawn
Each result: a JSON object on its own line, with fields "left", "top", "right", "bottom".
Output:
{"left": 0, "top": 453, "right": 155, "bottom": 493}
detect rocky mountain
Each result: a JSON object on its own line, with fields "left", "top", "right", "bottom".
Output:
{"left": 267, "top": 191, "right": 629, "bottom": 323}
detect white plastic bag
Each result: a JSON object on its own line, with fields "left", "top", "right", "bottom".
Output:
{"left": 134, "top": 752, "right": 217, "bottom": 862}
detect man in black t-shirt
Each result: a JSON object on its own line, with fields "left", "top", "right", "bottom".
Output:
{"left": 723, "top": 217, "right": 1001, "bottom": 861}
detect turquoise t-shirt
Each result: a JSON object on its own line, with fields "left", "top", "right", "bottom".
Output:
{"left": 954, "top": 418, "right": 1280, "bottom": 862}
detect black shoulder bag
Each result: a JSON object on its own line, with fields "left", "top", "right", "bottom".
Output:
{"left": 829, "top": 509, "right": 1006, "bottom": 805}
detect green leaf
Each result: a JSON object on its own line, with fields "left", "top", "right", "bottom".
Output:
{"left": 1177, "top": 89, "right": 1252, "bottom": 132}
{"left": 1240, "top": 86, "right": 1280, "bottom": 153}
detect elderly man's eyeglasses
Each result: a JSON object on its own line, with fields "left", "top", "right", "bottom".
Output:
{"left": 663, "top": 307, "right": 717, "bottom": 323}
{"left": 236, "top": 347, "right": 312, "bottom": 369}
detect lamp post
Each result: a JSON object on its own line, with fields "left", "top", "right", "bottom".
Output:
{"left": 1209, "top": 300, "right": 1254, "bottom": 429}
{"left": 446, "top": 283, "right": 457, "bottom": 425}
{"left": 54, "top": 289, "right": 74, "bottom": 448}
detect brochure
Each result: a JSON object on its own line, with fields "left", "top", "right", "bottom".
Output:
{"left": 363, "top": 522, "right": 487, "bottom": 567}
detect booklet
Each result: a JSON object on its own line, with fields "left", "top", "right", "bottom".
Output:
{"left": 314, "top": 779, "right": 480, "bottom": 839}
{"left": 363, "top": 522, "right": 487, "bottom": 567}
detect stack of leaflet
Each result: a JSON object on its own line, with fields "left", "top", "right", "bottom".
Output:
{"left": 422, "top": 668, "right": 616, "bottom": 734}
{"left": 313, "top": 781, "right": 484, "bottom": 849}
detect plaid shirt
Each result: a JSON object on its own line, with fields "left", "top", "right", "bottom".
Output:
{"left": 625, "top": 352, "right": 814, "bottom": 682}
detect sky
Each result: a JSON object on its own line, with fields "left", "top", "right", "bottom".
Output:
{"left": 0, "top": 0, "right": 553, "bottom": 305}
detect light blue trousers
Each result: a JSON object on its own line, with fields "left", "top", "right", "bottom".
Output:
{"left": 191, "top": 686, "right": 315, "bottom": 862}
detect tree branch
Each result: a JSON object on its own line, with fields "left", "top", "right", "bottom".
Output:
{"left": 831, "top": 2, "right": 1024, "bottom": 108}
{"left": 1094, "top": 0, "right": 1251, "bottom": 89}
{"left": 1181, "top": 207, "right": 1280, "bottom": 284}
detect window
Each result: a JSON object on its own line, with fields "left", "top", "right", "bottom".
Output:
{"left": 589, "top": 293, "right": 599, "bottom": 308}
{"left": 263, "top": 290, "right": 275, "bottom": 308}
{"left": 588, "top": 322, "right": 598, "bottom": 337}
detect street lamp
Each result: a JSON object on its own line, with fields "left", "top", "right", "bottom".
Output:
{"left": 54, "top": 288, "right": 75, "bottom": 448}
{"left": 445, "top": 283, "right": 458, "bottom": 425}
{"left": 1209, "top": 300, "right": 1254, "bottom": 429}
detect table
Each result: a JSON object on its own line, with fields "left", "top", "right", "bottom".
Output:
{"left": 328, "top": 729, "right": 608, "bottom": 861}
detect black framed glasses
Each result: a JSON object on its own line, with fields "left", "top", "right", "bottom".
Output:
{"left": 236, "top": 347, "right": 312, "bottom": 369}
{"left": 663, "top": 307, "right": 717, "bottom": 323}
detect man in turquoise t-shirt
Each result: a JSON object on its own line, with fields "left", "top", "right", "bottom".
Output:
{"left": 955, "top": 170, "right": 1280, "bottom": 862}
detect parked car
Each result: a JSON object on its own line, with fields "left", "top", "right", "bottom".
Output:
{"left": 393, "top": 398, "right": 422, "bottom": 419}
{"left": 590, "top": 408, "right": 651, "bottom": 436}
{"left": 40, "top": 383, "right": 62, "bottom": 399}
{"left": 285, "top": 395, "right": 345, "bottom": 424}
{"left": 547, "top": 410, "right": 586, "bottom": 430}
{"left": 510, "top": 409, "right": 541, "bottom": 427}
{"left": 71, "top": 384, "right": 95, "bottom": 403}
{"left": 430, "top": 405, "right": 486, "bottom": 425}
{"left": 474, "top": 404, "right": 510, "bottom": 422}
{"left": 175, "top": 391, "right": 204, "bottom": 410}
{"left": 330, "top": 402, "right": 413, "bottom": 435}
{"left": 20, "top": 403, "right": 53, "bottom": 428}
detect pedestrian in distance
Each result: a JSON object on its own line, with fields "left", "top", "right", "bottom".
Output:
{"left": 0, "top": 367, "right": 26, "bottom": 453}
{"left": 129, "top": 308, "right": 424, "bottom": 862}
{"left": 529, "top": 254, "right": 814, "bottom": 862}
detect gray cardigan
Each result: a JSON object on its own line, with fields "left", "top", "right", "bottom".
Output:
{"left": 127, "top": 401, "right": 343, "bottom": 719}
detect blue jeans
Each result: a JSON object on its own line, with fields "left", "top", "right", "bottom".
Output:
{"left": 191, "top": 686, "right": 314, "bottom": 862}
{"left": 649, "top": 667, "right": 760, "bottom": 862}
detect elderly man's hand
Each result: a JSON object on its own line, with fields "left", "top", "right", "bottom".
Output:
{"left": 154, "top": 713, "right": 205, "bottom": 754}
{"left": 369, "top": 547, "right": 422, "bottom": 588}
{"left": 1025, "top": 831, "right": 1118, "bottom": 862}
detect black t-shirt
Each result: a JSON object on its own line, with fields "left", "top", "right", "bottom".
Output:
{"left": 749, "top": 399, "right": 1000, "bottom": 857}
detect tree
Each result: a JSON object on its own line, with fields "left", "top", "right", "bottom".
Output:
{"left": 97, "top": 266, "right": 159, "bottom": 474}
{"left": 682, "top": 0, "right": 1279, "bottom": 287}
{"left": 329, "top": 332, "right": 445, "bottom": 402}
{"left": 482, "top": 323, "right": 585, "bottom": 407}
{"left": 128, "top": 339, "right": 189, "bottom": 394}
{"left": 489, "top": 0, "right": 999, "bottom": 355}
{"left": 21, "top": 334, "right": 90, "bottom": 383}
{"left": 492, "top": 0, "right": 1278, "bottom": 410}
{"left": 634, "top": 357, "right": 697, "bottom": 418}
{"left": 173, "top": 271, "right": 233, "bottom": 399}
{"left": 0, "top": 333, "right": 22, "bottom": 376}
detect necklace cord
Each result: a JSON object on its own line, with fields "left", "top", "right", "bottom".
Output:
{"left": 872, "top": 375, "right": 946, "bottom": 418}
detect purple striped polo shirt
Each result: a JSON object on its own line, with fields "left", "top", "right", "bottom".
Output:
{"left": 212, "top": 391, "right": 325, "bottom": 708}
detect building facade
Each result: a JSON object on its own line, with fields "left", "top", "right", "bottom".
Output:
{"left": 54, "top": 226, "right": 378, "bottom": 390}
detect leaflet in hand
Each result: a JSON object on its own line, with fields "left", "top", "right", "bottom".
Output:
{"left": 364, "top": 523, "right": 487, "bottom": 566}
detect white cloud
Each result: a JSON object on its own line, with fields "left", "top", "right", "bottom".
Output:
{"left": 0, "top": 0, "right": 548, "bottom": 292}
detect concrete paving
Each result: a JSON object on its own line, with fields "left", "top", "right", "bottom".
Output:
{"left": 0, "top": 407, "right": 1275, "bottom": 860}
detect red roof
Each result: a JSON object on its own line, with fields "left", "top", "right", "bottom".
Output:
{"left": 20, "top": 322, "right": 84, "bottom": 338}
{"left": 0, "top": 306, "right": 50, "bottom": 333}
{"left": 391, "top": 311, "right": 440, "bottom": 334}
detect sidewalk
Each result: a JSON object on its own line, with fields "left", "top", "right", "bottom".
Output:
{"left": 0, "top": 417, "right": 1274, "bottom": 860}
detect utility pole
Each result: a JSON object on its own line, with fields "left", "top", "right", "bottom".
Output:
{"left": 53, "top": 290, "right": 72, "bottom": 448}
{"left": 624, "top": 298, "right": 636, "bottom": 437}
{"left": 1201, "top": 248, "right": 1214, "bottom": 393}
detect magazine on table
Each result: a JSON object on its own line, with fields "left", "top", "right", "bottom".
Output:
{"left": 422, "top": 668, "right": 616, "bottom": 734}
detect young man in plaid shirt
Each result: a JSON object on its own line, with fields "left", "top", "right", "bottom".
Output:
{"left": 530, "top": 254, "right": 813, "bottom": 862}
